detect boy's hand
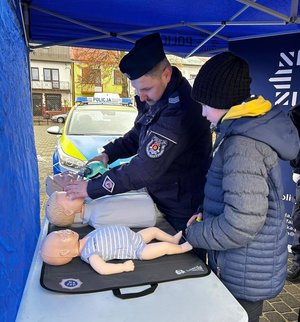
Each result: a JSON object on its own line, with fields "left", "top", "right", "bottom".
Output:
{"left": 187, "top": 213, "right": 203, "bottom": 227}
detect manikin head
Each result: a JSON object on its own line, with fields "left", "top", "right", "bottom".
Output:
{"left": 40, "top": 229, "right": 80, "bottom": 265}
{"left": 119, "top": 33, "right": 172, "bottom": 106}
{"left": 46, "top": 191, "right": 84, "bottom": 227}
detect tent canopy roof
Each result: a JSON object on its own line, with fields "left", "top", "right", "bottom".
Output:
{"left": 21, "top": 0, "right": 300, "bottom": 57}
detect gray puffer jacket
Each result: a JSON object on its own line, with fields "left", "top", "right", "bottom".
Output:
{"left": 186, "top": 98, "right": 300, "bottom": 301}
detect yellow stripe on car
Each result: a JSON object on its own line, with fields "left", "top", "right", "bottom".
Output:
{"left": 60, "top": 133, "right": 86, "bottom": 160}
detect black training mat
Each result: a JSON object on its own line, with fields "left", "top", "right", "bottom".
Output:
{"left": 40, "top": 218, "right": 210, "bottom": 296}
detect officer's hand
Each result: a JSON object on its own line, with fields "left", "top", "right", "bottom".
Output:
{"left": 65, "top": 180, "right": 89, "bottom": 200}
{"left": 186, "top": 213, "right": 203, "bottom": 227}
{"left": 87, "top": 153, "right": 109, "bottom": 167}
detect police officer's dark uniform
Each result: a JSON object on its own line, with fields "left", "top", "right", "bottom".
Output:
{"left": 87, "top": 33, "right": 212, "bottom": 231}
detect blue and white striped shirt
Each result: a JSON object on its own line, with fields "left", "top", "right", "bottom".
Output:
{"left": 80, "top": 225, "right": 145, "bottom": 263}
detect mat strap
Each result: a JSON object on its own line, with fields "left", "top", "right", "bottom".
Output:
{"left": 112, "top": 283, "right": 158, "bottom": 299}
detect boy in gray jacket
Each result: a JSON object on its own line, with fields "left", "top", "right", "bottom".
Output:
{"left": 186, "top": 52, "right": 300, "bottom": 322}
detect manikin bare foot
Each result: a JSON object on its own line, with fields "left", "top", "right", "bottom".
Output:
{"left": 181, "top": 241, "right": 193, "bottom": 252}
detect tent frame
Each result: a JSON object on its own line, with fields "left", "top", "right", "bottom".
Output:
{"left": 21, "top": 0, "right": 300, "bottom": 57}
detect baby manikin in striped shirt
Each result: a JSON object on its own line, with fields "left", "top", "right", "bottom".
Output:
{"left": 40, "top": 225, "right": 193, "bottom": 275}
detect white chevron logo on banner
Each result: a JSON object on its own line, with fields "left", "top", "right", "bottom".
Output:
{"left": 269, "top": 50, "right": 300, "bottom": 106}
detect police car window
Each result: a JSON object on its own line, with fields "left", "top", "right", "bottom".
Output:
{"left": 67, "top": 108, "right": 136, "bottom": 135}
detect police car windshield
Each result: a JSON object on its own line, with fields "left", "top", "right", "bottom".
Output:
{"left": 67, "top": 107, "right": 137, "bottom": 135}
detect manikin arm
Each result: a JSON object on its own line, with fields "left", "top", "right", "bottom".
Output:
{"left": 89, "top": 255, "right": 135, "bottom": 275}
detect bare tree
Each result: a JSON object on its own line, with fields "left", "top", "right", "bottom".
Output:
{"left": 70, "top": 48, "right": 128, "bottom": 96}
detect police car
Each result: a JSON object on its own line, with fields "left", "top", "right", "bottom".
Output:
{"left": 47, "top": 100, "right": 137, "bottom": 174}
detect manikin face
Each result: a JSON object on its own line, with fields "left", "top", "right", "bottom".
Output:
{"left": 201, "top": 104, "right": 228, "bottom": 126}
{"left": 131, "top": 67, "right": 171, "bottom": 106}
{"left": 41, "top": 229, "right": 80, "bottom": 265}
{"left": 56, "top": 191, "right": 84, "bottom": 215}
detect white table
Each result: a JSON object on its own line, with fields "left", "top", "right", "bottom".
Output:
{"left": 16, "top": 220, "right": 248, "bottom": 322}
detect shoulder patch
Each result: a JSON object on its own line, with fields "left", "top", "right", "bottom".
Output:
{"left": 102, "top": 175, "right": 115, "bottom": 193}
{"left": 146, "top": 135, "right": 168, "bottom": 158}
{"left": 168, "top": 96, "right": 180, "bottom": 104}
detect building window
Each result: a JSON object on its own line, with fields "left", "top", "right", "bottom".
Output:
{"left": 43, "top": 68, "right": 60, "bottom": 89}
{"left": 113, "top": 69, "right": 122, "bottom": 85}
{"left": 45, "top": 94, "right": 61, "bottom": 111}
{"left": 81, "top": 66, "right": 101, "bottom": 85}
{"left": 32, "top": 93, "right": 43, "bottom": 116}
{"left": 31, "top": 67, "right": 39, "bottom": 81}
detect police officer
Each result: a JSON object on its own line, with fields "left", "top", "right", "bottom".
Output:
{"left": 66, "top": 33, "right": 212, "bottom": 232}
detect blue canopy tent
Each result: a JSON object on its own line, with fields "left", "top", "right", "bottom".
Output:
{"left": 21, "top": 0, "right": 300, "bottom": 55}
{"left": 1, "top": 1, "right": 300, "bottom": 321}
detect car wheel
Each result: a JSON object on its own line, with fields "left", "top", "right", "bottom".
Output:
{"left": 57, "top": 117, "right": 64, "bottom": 123}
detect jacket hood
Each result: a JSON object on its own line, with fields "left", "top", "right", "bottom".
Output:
{"left": 218, "top": 96, "right": 300, "bottom": 161}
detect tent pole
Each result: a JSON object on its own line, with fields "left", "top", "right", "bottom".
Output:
{"left": 27, "top": 4, "right": 110, "bottom": 34}
{"left": 290, "top": 0, "right": 300, "bottom": 23}
{"left": 187, "top": 25, "right": 228, "bottom": 41}
{"left": 185, "top": 3, "right": 250, "bottom": 58}
{"left": 19, "top": 0, "right": 30, "bottom": 48}
{"left": 236, "top": 0, "right": 291, "bottom": 22}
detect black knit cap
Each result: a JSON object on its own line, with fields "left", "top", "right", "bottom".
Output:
{"left": 192, "top": 52, "right": 251, "bottom": 109}
{"left": 119, "top": 33, "right": 166, "bottom": 80}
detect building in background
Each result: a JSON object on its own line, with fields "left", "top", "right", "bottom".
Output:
{"left": 125, "top": 54, "right": 208, "bottom": 98}
{"left": 29, "top": 46, "right": 207, "bottom": 119}
{"left": 70, "top": 48, "right": 128, "bottom": 101}
{"left": 167, "top": 54, "right": 209, "bottom": 86}
{"left": 30, "top": 46, "right": 73, "bottom": 118}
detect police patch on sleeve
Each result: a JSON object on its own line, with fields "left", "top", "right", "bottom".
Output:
{"left": 102, "top": 175, "right": 115, "bottom": 193}
{"left": 146, "top": 135, "right": 168, "bottom": 158}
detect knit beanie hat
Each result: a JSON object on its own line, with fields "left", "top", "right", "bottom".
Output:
{"left": 192, "top": 52, "right": 251, "bottom": 109}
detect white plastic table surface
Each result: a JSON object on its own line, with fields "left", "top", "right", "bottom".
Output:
{"left": 16, "top": 220, "right": 248, "bottom": 322}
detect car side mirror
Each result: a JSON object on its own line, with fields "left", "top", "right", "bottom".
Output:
{"left": 47, "top": 126, "right": 63, "bottom": 135}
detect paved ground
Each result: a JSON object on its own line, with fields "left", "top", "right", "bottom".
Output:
{"left": 34, "top": 123, "right": 58, "bottom": 221}
{"left": 34, "top": 123, "right": 300, "bottom": 322}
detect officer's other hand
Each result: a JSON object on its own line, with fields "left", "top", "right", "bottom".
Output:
{"left": 87, "top": 153, "right": 109, "bottom": 167}
{"left": 65, "top": 180, "right": 89, "bottom": 200}
{"left": 186, "top": 213, "right": 203, "bottom": 227}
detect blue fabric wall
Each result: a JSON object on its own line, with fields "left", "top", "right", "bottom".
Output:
{"left": 0, "top": 1, "right": 40, "bottom": 321}
{"left": 230, "top": 33, "right": 300, "bottom": 245}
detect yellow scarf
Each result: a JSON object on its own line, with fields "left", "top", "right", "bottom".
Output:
{"left": 222, "top": 96, "right": 272, "bottom": 122}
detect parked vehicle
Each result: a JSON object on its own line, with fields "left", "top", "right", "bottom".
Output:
{"left": 47, "top": 102, "right": 137, "bottom": 174}
{"left": 120, "top": 97, "right": 133, "bottom": 106}
{"left": 51, "top": 113, "right": 68, "bottom": 123}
